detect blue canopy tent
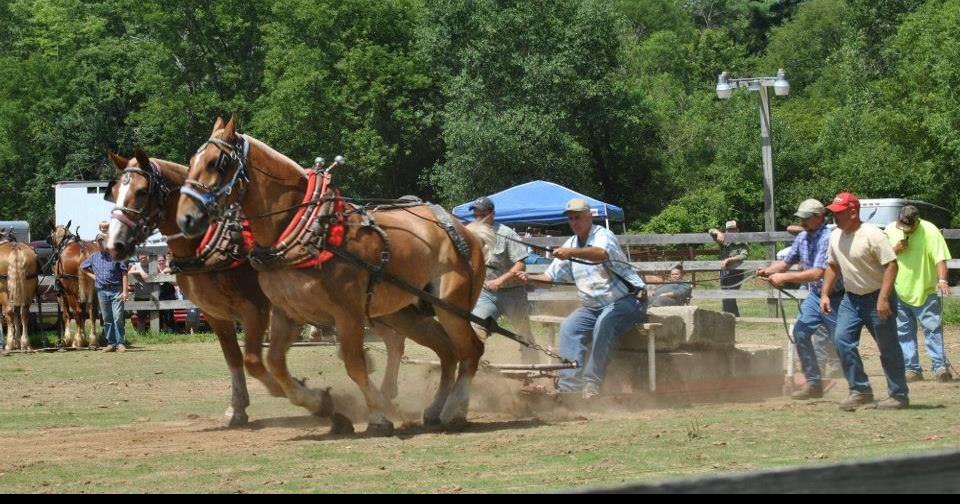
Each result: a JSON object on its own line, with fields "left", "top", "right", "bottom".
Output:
{"left": 451, "top": 180, "right": 625, "bottom": 229}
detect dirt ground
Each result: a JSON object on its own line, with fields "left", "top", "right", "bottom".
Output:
{"left": 1, "top": 321, "right": 959, "bottom": 492}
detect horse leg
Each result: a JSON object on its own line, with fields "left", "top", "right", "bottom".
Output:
{"left": 241, "top": 306, "right": 285, "bottom": 398}
{"left": 435, "top": 309, "right": 484, "bottom": 431}
{"left": 86, "top": 302, "right": 98, "bottom": 348}
{"left": 207, "top": 317, "right": 250, "bottom": 427}
{"left": 336, "top": 314, "right": 395, "bottom": 436}
{"left": 61, "top": 303, "right": 74, "bottom": 348}
{"left": 378, "top": 309, "right": 457, "bottom": 427}
{"left": 18, "top": 305, "right": 30, "bottom": 351}
{"left": 369, "top": 322, "right": 404, "bottom": 401}
{"left": 265, "top": 307, "right": 333, "bottom": 417}
{"left": 3, "top": 307, "right": 15, "bottom": 350}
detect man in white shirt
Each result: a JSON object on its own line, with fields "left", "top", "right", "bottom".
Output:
{"left": 821, "top": 192, "right": 908, "bottom": 411}
{"left": 516, "top": 199, "right": 647, "bottom": 399}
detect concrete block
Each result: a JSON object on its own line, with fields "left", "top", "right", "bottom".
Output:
{"left": 731, "top": 344, "right": 783, "bottom": 378}
{"left": 649, "top": 305, "right": 736, "bottom": 350}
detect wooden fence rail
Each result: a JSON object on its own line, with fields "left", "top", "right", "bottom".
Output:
{"left": 25, "top": 230, "right": 960, "bottom": 331}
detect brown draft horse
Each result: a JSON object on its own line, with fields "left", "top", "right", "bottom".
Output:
{"left": 0, "top": 240, "right": 39, "bottom": 351}
{"left": 49, "top": 223, "right": 100, "bottom": 348}
{"left": 104, "top": 149, "right": 413, "bottom": 425}
{"left": 176, "top": 116, "right": 493, "bottom": 434}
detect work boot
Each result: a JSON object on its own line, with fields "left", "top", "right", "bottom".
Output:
{"left": 905, "top": 369, "right": 924, "bottom": 383}
{"left": 790, "top": 382, "right": 823, "bottom": 400}
{"left": 101, "top": 345, "right": 116, "bottom": 353}
{"left": 116, "top": 344, "right": 127, "bottom": 353}
{"left": 838, "top": 391, "right": 874, "bottom": 411}
{"left": 934, "top": 367, "right": 953, "bottom": 382}
{"left": 876, "top": 396, "right": 909, "bottom": 410}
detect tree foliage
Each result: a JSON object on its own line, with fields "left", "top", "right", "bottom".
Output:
{"left": 3, "top": 0, "right": 960, "bottom": 236}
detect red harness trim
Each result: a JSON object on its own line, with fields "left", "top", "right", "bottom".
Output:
{"left": 271, "top": 169, "right": 345, "bottom": 269}
{"left": 194, "top": 220, "right": 255, "bottom": 271}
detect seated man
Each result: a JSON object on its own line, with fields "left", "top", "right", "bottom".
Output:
{"left": 516, "top": 198, "right": 647, "bottom": 399}
{"left": 648, "top": 265, "right": 693, "bottom": 307}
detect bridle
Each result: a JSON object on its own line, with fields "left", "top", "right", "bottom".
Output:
{"left": 106, "top": 160, "right": 171, "bottom": 246}
{"left": 181, "top": 133, "right": 250, "bottom": 221}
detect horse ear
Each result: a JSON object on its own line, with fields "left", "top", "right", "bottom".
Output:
{"left": 212, "top": 116, "right": 224, "bottom": 134}
{"left": 108, "top": 150, "right": 129, "bottom": 171}
{"left": 66, "top": 219, "right": 72, "bottom": 230}
{"left": 133, "top": 148, "right": 151, "bottom": 171}
{"left": 224, "top": 113, "right": 237, "bottom": 138}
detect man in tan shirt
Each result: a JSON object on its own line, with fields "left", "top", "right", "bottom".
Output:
{"left": 821, "top": 192, "right": 909, "bottom": 411}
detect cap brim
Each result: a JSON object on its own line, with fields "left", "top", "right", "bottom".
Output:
{"left": 825, "top": 203, "right": 848, "bottom": 213}
{"left": 794, "top": 211, "right": 814, "bottom": 219}
{"left": 896, "top": 221, "right": 916, "bottom": 231}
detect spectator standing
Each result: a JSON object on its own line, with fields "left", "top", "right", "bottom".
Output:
{"left": 709, "top": 220, "right": 749, "bottom": 317}
{"left": 821, "top": 192, "right": 908, "bottom": 410}
{"left": 885, "top": 205, "right": 954, "bottom": 382}
{"left": 516, "top": 199, "right": 647, "bottom": 399}
{"left": 81, "top": 235, "right": 130, "bottom": 352}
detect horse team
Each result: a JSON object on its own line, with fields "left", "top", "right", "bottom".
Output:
{"left": 82, "top": 114, "right": 494, "bottom": 434}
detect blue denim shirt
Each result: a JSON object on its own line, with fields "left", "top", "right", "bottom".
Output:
{"left": 783, "top": 223, "right": 843, "bottom": 296}
{"left": 80, "top": 250, "right": 129, "bottom": 290}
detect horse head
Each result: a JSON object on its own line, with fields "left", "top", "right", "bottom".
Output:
{"left": 177, "top": 114, "right": 249, "bottom": 238}
{"left": 103, "top": 148, "right": 175, "bottom": 260}
{"left": 48, "top": 220, "right": 74, "bottom": 250}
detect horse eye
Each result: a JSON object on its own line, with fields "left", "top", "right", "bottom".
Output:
{"left": 135, "top": 188, "right": 148, "bottom": 198}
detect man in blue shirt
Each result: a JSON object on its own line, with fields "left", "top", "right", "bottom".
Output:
{"left": 757, "top": 199, "right": 844, "bottom": 400}
{"left": 81, "top": 235, "right": 130, "bottom": 352}
{"left": 516, "top": 199, "right": 647, "bottom": 399}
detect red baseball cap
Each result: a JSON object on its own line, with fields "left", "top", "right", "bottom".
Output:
{"left": 826, "top": 192, "right": 860, "bottom": 213}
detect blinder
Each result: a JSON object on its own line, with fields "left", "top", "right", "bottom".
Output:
{"left": 181, "top": 134, "right": 249, "bottom": 220}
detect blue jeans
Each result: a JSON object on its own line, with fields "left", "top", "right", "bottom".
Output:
{"left": 794, "top": 291, "right": 841, "bottom": 385}
{"left": 834, "top": 290, "right": 908, "bottom": 400}
{"left": 557, "top": 295, "right": 648, "bottom": 392}
{"left": 472, "top": 287, "right": 529, "bottom": 328}
{"left": 897, "top": 292, "right": 951, "bottom": 374}
{"left": 97, "top": 288, "right": 126, "bottom": 347}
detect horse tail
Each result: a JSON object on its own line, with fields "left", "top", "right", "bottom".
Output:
{"left": 465, "top": 221, "right": 496, "bottom": 265}
{"left": 8, "top": 244, "right": 27, "bottom": 306}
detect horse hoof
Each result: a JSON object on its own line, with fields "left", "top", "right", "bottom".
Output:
{"left": 365, "top": 420, "right": 394, "bottom": 437}
{"left": 330, "top": 413, "right": 355, "bottom": 435}
{"left": 223, "top": 407, "right": 249, "bottom": 427}
{"left": 423, "top": 413, "right": 442, "bottom": 427}
{"left": 443, "top": 417, "right": 469, "bottom": 432}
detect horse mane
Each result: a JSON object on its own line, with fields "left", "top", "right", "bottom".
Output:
{"left": 235, "top": 134, "right": 307, "bottom": 184}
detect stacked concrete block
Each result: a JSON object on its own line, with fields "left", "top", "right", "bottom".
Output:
{"left": 618, "top": 305, "right": 736, "bottom": 352}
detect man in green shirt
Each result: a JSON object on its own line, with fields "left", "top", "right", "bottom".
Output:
{"left": 885, "top": 205, "right": 954, "bottom": 382}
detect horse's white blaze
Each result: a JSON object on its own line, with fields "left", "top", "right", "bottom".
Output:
{"left": 106, "top": 180, "right": 131, "bottom": 250}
